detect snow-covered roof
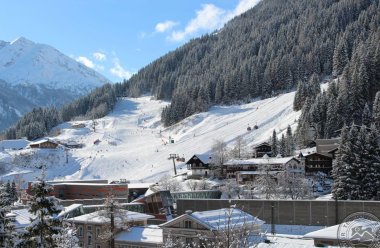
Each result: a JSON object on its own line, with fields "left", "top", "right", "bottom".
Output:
{"left": 128, "top": 183, "right": 154, "bottom": 189}
{"left": 297, "top": 147, "right": 317, "bottom": 156}
{"left": 0, "top": 139, "right": 30, "bottom": 150}
{"left": 304, "top": 219, "right": 380, "bottom": 241}
{"left": 68, "top": 210, "right": 154, "bottom": 224}
{"left": 115, "top": 225, "right": 163, "bottom": 244}
{"left": 57, "top": 203, "right": 83, "bottom": 218}
{"left": 7, "top": 208, "right": 35, "bottom": 230}
{"left": 236, "top": 171, "right": 278, "bottom": 175}
{"left": 161, "top": 208, "right": 264, "bottom": 231}
{"left": 29, "top": 138, "right": 57, "bottom": 145}
{"left": 225, "top": 156, "right": 297, "bottom": 166}
{"left": 193, "top": 154, "right": 211, "bottom": 164}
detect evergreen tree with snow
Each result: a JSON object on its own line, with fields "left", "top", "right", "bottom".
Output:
{"left": 332, "top": 125, "right": 351, "bottom": 200}
{"left": 0, "top": 183, "right": 12, "bottom": 207}
{"left": 280, "top": 134, "right": 286, "bottom": 157}
{"left": 362, "top": 125, "right": 380, "bottom": 200}
{"left": 285, "top": 125, "right": 295, "bottom": 156}
{"left": 21, "top": 174, "right": 63, "bottom": 248}
{"left": 52, "top": 221, "right": 80, "bottom": 248}
{"left": 373, "top": 91, "right": 380, "bottom": 129}
{"left": 0, "top": 207, "right": 17, "bottom": 247}
{"left": 11, "top": 181, "right": 18, "bottom": 204}
{"left": 271, "top": 130, "right": 278, "bottom": 157}
{"left": 362, "top": 103, "right": 372, "bottom": 127}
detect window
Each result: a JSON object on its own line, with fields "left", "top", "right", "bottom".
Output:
{"left": 87, "top": 226, "right": 92, "bottom": 231}
{"left": 184, "top": 220, "right": 192, "bottom": 228}
{"left": 88, "top": 235, "right": 92, "bottom": 245}
{"left": 96, "top": 227, "right": 101, "bottom": 238}
{"left": 78, "top": 226, "right": 83, "bottom": 237}
{"left": 79, "top": 242, "right": 83, "bottom": 247}
{"left": 96, "top": 245, "right": 101, "bottom": 248}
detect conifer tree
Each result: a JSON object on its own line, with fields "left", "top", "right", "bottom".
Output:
{"left": 332, "top": 125, "right": 351, "bottom": 200}
{"left": 362, "top": 103, "right": 372, "bottom": 127}
{"left": 285, "top": 125, "right": 295, "bottom": 156}
{"left": 280, "top": 134, "right": 286, "bottom": 157}
{"left": 373, "top": 91, "right": 380, "bottom": 129}
{"left": 22, "top": 174, "right": 63, "bottom": 248}
{"left": 0, "top": 183, "right": 12, "bottom": 207}
{"left": 271, "top": 130, "right": 278, "bottom": 157}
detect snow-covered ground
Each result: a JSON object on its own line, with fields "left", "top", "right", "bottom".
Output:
{"left": 1, "top": 88, "right": 306, "bottom": 183}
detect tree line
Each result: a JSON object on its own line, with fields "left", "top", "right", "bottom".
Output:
{"left": 4, "top": 84, "right": 117, "bottom": 140}
{"left": 113, "top": 0, "right": 380, "bottom": 126}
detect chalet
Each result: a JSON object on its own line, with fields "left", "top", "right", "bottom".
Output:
{"left": 315, "top": 138, "right": 340, "bottom": 157}
{"left": 159, "top": 208, "right": 264, "bottom": 247}
{"left": 252, "top": 142, "right": 272, "bottom": 158}
{"left": 299, "top": 152, "right": 333, "bottom": 176}
{"left": 69, "top": 210, "right": 154, "bottom": 248}
{"left": 186, "top": 154, "right": 212, "bottom": 177}
{"left": 224, "top": 155, "right": 302, "bottom": 183}
{"left": 29, "top": 139, "right": 59, "bottom": 149}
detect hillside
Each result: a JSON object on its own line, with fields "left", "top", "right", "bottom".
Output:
{"left": 119, "top": 0, "right": 380, "bottom": 126}
{"left": 0, "top": 87, "right": 310, "bottom": 183}
{"left": 0, "top": 37, "right": 110, "bottom": 131}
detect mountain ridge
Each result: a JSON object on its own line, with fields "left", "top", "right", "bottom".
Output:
{"left": 0, "top": 37, "right": 110, "bottom": 131}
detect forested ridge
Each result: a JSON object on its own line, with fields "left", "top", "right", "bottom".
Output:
{"left": 4, "top": 84, "right": 116, "bottom": 140}
{"left": 116, "top": 0, "right": 380, "bottom": 126}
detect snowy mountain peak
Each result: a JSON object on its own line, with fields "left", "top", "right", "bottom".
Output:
{"left": 0, "top": 36, "right": 110, "bottom": 92}
{"left": 0, "top": 37, "right": 111, "bottom": 131}
{"left": 10, "top": 36, "right": 35, "bottom": 46}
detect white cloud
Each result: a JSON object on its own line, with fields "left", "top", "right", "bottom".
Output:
{"left": 110, "top": 58, "right": 133, "bottom": 80}
{"left": 76, "top": 56, "right": 95, "bottom": 69}
{"left": 226, "top": 0, "right": 261, "bottom": 20}
{"left": 93, "top": 52, "right": 106, "bottom": 61}
{"left": 169, "top": 0, "right": 261, "bottom": 42}
{"left": 155, "top": 20, "right": 179, "bottom": 33}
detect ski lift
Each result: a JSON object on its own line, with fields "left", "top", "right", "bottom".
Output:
{"left": 254, "top": 122, "right": 259, "bottom": 129}
{"left": 247, "top": 125, "right": 252, "bottom": 131}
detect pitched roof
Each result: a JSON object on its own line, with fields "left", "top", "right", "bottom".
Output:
{"left": 68, "top": 209, "right": 154, "bottom": 224}
{"left": 160, "top": 208, "right": 264, "bottom": 231}
{"left": 185, "top": 154, "right": 211, "bottom": 164}
{"left": 115, "top": 226, "right": 163, "bottom": 244}
{"left": 304, "top": 220, "right": 380, "bottom": 242}
{"left": 224, "top": 156, "right": 298, "bottom": 166}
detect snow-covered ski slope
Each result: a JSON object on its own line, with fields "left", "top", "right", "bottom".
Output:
{"left": 56, "top": 89, "right": 301, "bottom": 182}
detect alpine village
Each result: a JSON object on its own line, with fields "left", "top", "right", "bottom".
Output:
{"left": 1, "top": 0, "right": 380, "bottom": 247}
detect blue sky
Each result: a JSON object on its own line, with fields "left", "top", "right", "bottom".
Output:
{"left": 0, "top": 0, "right": 260, "bottom": 82}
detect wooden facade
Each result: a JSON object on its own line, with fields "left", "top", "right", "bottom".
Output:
{"left": 29, "top": 140, "right": 59, "bottom": 149}
{"left": 252, "top": 142, "right": 272, "bottom": 158}
{"left": 301, "top": 152, "right": 333, "bottom": 176}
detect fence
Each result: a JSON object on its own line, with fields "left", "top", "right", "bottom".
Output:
{"left": 176, "top": 199, "right": 380, "bottom": 226}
